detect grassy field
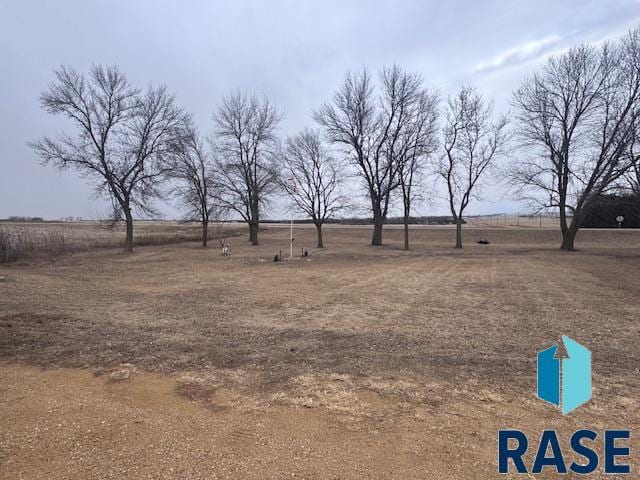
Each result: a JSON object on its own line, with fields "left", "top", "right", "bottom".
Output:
{"left": 1, "top": 224, "right": 639, "bottom": 478}
{"left": 0, "top": 220, "right": 242, "bottom": 262}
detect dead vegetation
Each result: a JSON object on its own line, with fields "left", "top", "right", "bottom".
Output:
{"left": 0, "top": 221, "right": 240, "bottom": 262}
{"left": 1, "top": 225, "right": 639, "bottom": 478}
{"left": 2, "top": 224, "right": 639, "bottom": 386}
{"left": 0, "top": 226, "right": 68, "bottom": 262}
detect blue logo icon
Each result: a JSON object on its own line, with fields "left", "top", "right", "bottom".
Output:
{"left": 537, "top": 335, "right": 591, "bottom": 415}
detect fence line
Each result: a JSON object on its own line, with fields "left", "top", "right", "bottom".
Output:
{"left": 467, "top": 213, "right": 564, "bottom": 228}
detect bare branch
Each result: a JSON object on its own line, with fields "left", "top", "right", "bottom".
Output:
{"left": 278, "top": 129, "right": 348, "bottom": 247}
{"left": 315, "top": 65, "right": 428, "bottom": 245}
{"left": 30, "top": 65, "right": 189, "bottom": 252}
{"left": 212, "top": 92, "right": 283, "bottom": 245}
{"left": 437, "top": 86, "right": 508, "bottom": 248}
{"left": 509, "top": 27, "right": 640, "bottom": 250}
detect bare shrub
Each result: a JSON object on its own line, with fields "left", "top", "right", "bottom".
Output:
{"left": 0, "top": 227, "right": 68, "bottom": 262}
{"left": 0, "top": 223, "right": 242, "bottom": 262}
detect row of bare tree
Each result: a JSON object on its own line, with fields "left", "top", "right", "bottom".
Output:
{"left": 32, "top": 27, "right": 640, "bottom": 252}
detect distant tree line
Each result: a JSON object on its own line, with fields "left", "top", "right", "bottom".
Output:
{"left": 261, "top": 216, "right": 463, "bottom": 226}
{"left": 31, "top": 26, "right": 640, "bottom": 252}
{"left": 5, "top": 216, "right": 45, "bottom": 222}
{"left": 580, "top": 193, "right": 640, "bottom": 228}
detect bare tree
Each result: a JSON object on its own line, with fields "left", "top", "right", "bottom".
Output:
{"left": 213, "top": 92, "right": 283, "bottom": 245}
{"left": 315, "top": 66, "right": 423, "bottom": 245}
{"left": 631, "top": 157, "right": 640, "bottom": 195}
{"left": 624, "top": 131, "right": 640, "bottom": 195}
{"left": 510, "top": 28, "right": 640, "bottom": 250}
{"left": 396, "top": 90, "right": 439, "bottom": 250}
{"left": 279, "top": 129, "right": 346, "bottom": 248}
{"left": 30, "top": 65, "right": 189, "bottom": 252}
{"left": 171, "top": 125, "right": 218, "bottom": 247}
{"left": 439, "top": 86, "right": 508, "bottom": 249}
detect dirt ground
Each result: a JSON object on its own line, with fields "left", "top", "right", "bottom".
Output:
{"left": 1, "top": 224, "right": 639, "bottom": 479}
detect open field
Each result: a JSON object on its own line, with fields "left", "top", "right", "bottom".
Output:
{"left": 0, "top": 216, "right": 571, "bottom": 263}
{"left": 1, "top": 224, "right": 639, "bottom": 478}
{"left": 0, "top": 221, "right": 243, "bottom": 262}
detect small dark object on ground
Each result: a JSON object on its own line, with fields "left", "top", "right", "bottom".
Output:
{"left": 274, "top": 254, "right": 280, "bottom": 262}
{"left": 302, "top": 248, "right": 309, "bottom": 257}
{"left": 478, "top": 237, "right": 490, "bottom": 245}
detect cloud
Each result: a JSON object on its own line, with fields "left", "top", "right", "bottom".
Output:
{"left": 472, "top": 34, "right": 563, "bottom": 73}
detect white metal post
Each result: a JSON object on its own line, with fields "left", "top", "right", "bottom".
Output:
{"left": 288, "top": 175, "right": 296, "bottom": 260}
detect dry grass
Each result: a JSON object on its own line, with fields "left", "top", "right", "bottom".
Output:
{"left": 0, "top": 226, "right": 68, "bottom": 262}
{"left": 2, "top": 224, "right": 639, "bottom": 400}
{"left": 2, "top": 224, "right": 639, "bottom": 377}
{"left": 1, "top": 224, "right": 639, "bottom": 478}
{"left": 0, "top": 221, "right": 239, "bottom": 262}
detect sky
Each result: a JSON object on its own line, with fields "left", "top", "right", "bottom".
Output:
{"left": 1, "top": 0, "right": 639, "bottom": 220}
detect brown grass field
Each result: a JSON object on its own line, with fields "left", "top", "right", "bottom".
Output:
{"left": 1, "top": 223, "right": 639, "bottom": 479}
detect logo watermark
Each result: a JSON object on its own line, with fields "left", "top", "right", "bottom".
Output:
{"left": 537, "top": 335, "right": 591, "bottom": 415}
{"left": 497, "top": 335, "right": 631, "bottom": 475}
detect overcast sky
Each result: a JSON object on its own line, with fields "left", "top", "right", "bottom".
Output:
{"left": 1, "top": 0, "right": 639, "bottom": 220}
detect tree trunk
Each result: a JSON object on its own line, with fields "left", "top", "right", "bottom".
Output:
{"left": 559, "top": 204, "right": 579, "bottom": 251}
{"left": 455, "top": 219, "right": 463, "bottom": 249}
{"left": 247, "top": 203, "right": 260, "bottom": 246}
{"left": 316, "top": 223, "right": 324, "bottom": 248}
{"left": 560, "top": 222, "right": 579, "bottom": 251}
{"left": 248, "top": 221, "right": 259, "bottom": 246}
{"left": 404, "top": 220, "right": 410, "bottom": 250}
{"left": 371, "top": 208, "right": 384, "bottom": 246}
{"left": 124, "top": 208, "right": 134, "bottom": 253}
{"left": 202, "top": 219, "right": 208, "bottom": 248}
{"left": 403, "top": 203, "right": 410, "bottom": 250}
{"left": 560, "top": 230, "right": 575, "bottom": 251}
